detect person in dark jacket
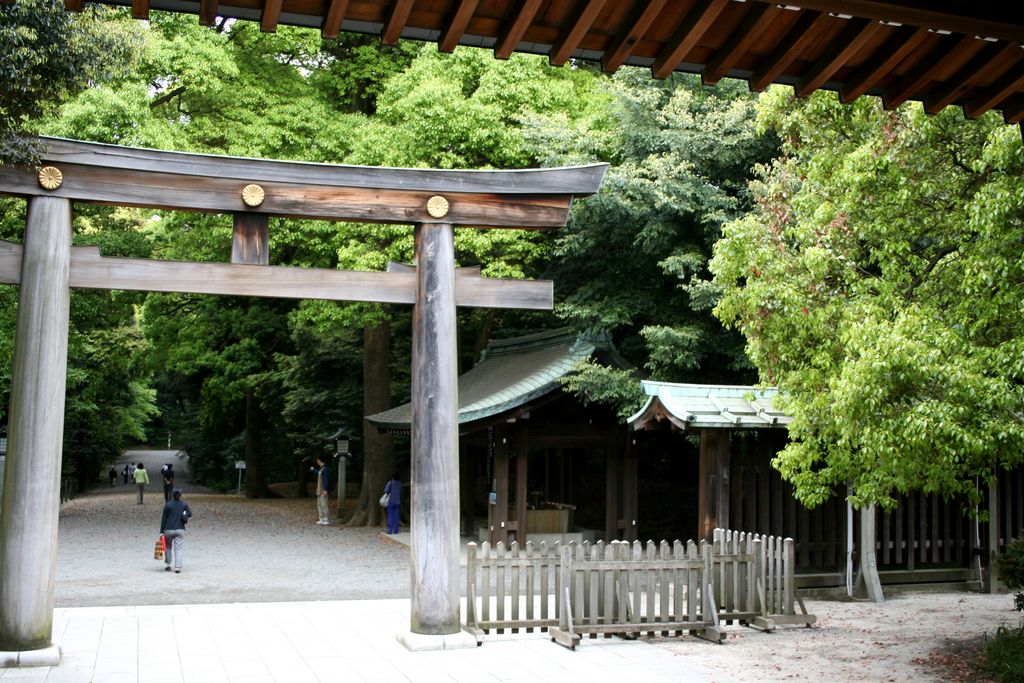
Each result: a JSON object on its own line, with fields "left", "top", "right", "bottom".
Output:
{"left": 162, "top": 463, "right": 175, "bottom": 502}
{"left": 384, "top": 473, "right": 402, "bottom": 534}
{"left": 160, "top": 489, "right": 192, "bottom": 573}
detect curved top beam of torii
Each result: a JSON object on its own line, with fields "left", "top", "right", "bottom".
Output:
{"left": 0, "top": 137, "right": 608, "bottom": 229}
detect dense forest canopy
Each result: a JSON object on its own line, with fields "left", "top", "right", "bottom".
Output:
{"left": 2, "top": 2, "right": 1021, "bottom": 512}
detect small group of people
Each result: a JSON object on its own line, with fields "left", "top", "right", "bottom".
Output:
{"left": 312, "top": 456, "right": 402, "bottom": 535}
{"left": 125, "top": 462, "right": 176, "bottom": 504}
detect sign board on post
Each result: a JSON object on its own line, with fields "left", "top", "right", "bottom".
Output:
{"left": 235, "top": 460, "right": 245, "bottom": 494}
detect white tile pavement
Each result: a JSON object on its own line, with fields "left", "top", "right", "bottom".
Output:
{"left": 0, "top": 600, "right": 722, "bottom": 683}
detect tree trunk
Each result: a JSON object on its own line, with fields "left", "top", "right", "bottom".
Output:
{"left": 244, "top": 388, "right": 266, "bottom": 498}
{"left": 346, "top": 317, "right": 394, "bottom": 525}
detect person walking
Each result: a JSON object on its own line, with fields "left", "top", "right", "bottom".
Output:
{"left": 134, "top": 462, "right": 149, "bottom": 504}
{"left": 160, "top": 489, "right": 192, "bottom": 573}
{"left": 315, "top": 456, "right": 333, "bottom": 525}
{"left": 384, "top": 473, "right": 402, "bottom": 534}
{"left": 162, "top": 463, "right": 175, "bottom": 502}
{"left": 122, "top": 463, "right": 130, "bottom": 485}
{"left": 108, "top": 466, "right": 117, "bottom": 487}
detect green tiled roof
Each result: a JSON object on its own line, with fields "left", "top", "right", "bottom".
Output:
{"left": 366, "top": 329, "right": 599, "bottom": 433}
{"left": 628, "top": 380, "right": 791, "bottom": 431}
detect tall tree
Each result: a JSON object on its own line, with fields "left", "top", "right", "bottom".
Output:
{"left": 530, "top": 70, "right": 778, "bottom": 417}
{"left": 0, "top": 0, "right": 140, "bottom": 163}
{"left": 710, "top": 89, "right": 1024, "bottom": 508}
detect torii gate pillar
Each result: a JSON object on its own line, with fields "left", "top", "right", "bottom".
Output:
{"left": 400, "top": 223, "right": 475, "bottom": 649}
{"left": 0, "top": 197, "right": 71, "bottom": 665}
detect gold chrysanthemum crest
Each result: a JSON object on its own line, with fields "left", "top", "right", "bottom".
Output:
{"left": 38, "top": 166, "right": 63, "bottom": 191}
{"left": 241, "top": 184, "right": 265, "bottom": 207}
{"left": 426, "top": 195, "right": 449, "bottom": 218}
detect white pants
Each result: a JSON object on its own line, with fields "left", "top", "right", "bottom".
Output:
{"left": 317, "top": 494, "right": 329, "bottom": 521}
{"left": 164, "top": 529, "right": 184, "bottom": 569}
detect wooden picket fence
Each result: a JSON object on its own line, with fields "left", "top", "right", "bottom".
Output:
{"left": 464, "top": 528, "right": 816, "bottom": 649}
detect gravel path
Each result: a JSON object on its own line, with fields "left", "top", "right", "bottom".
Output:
{"left": 56, "top": 450, "right": 411, "bottom": 608}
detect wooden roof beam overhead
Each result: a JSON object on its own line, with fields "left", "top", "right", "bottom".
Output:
{"left": 383, "top": 0, "right": 415, "bottom": 45}
{"left": 925, "top": 42, "right": 1022, "bottom": 114}
{"left": 601, "top": 0, "right": 669, "bottom": 74}
{"left": 131, "top": 0, "right": 149, "bottom": 20}
{"left": 550, "top": 0, "right": 609, "bottom": 67}
{"left": 703, "top": 2, "right": 778, "bottom": 87}
{"left": 494, "top": 0, "right": 544, "bottom": 59}
{"left": 749, "top": 10, "right": 828, "bottom": 92}
{"left": 750, "top": 0, "right": 1024, "bottom": 44}
{"left": 62, "top": 0, "right": 83, "bottom": 9}
{"left": 795, "top": 17, "right": 881, "bottom": 97}
{"left": 652, "top": 0, "right": 729, "bottom": 79}
{"left": 260, "top": 0, "right": 283, "bottom": 32}
{"left": 1004, "top": 99, "right": 1024, "bottom": 125}
{"left": 839, "top": 25, "right": 929, "bottom": 103}
{"left": 965, "top": 64, "right": 1024, "bottom": 118}
{"left": 321, "top": 0, "right": 350, "bottom": 39}
{"left": 199, "top": 0, "right": 218, "bottom": 26}
{"left": 439, "top": 0, "right": 482, "bottom": 53}
{"left": 883, "top": 34, "right": 975, "bottom": 110}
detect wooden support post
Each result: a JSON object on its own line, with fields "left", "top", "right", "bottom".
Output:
{"left": 514, "top": 426, "right": 528, "bottom": 545}
{"left": 857, "top": 505, "right": 884, "bottom": 602}
{"left": 698, "top": 430, "right": 730, "bottom": 541}
{"left": 716, "top": 431, "right": 731, "bottom": 534}
{"left": 232, "top": 212, "right": 269, "bottom": 265}
{"left": 490, "top": 428, "right": 510, "bottom": 545}
{"left": 459, "top": 441, "right": 475, "bottom": 537}
{"left": 605, "top": 436, "right": 619, "bottom": 542}
{"left": 0, "top": 197, "right": 72, "bottom": 661}
{"left": 623, "top": 434, "right": 638, "bottom": 542}
{"left": 408, "top": 222, "right": 461, "bottom": 637}
{"left": 986, "top": 472, "right": 1000, "bottom": 593}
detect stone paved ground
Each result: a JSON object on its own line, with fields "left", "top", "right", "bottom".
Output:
{"left": 57, "top": 450, "right": 411, "bottom": 607}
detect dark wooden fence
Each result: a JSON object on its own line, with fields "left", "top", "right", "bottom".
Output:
{"left": 727, "top": 435, "right": 1023, "bottom": 584}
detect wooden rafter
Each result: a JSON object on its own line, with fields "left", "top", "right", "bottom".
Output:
{"left": 495, "top": 0, "right": 544, "bottom": 59}
{"left": 601, "top": 0, "right": 668, "bottom": 74}
{"left": 1004, "top": 99, "right": 1024, "bottom": 125}
{"left": 703, "top": 2, "right": 777, "bottom": 87}
{"left": 320, "top": 0, "right": 350, "bottom": 39}
{"left": 199, "top": 0, "right": 219, "bottom": 26}
{"left": 965, "top": 64, "right": 1024, "bottom": 118}
{"left": 383, "top": 0, "right": 415, "bottom": 45}
{"left": 440, "top": 0, "right": 482, "bottom": 53}
{"left": 63, "top": 0, "right": 84, "bottom": 10}
{"left": 883, "top": 34, "right": 975, "bottom": 110}
{"left": 550, "top": 0, "right": 609, "bottom": 67}
{"left": 749, "top": 10, "right": 828, "bottom": 92}
{"left": 749, "top": 0, "right": 1024, "bottom": 45}
{"left": 925, "top": 41, "right": 1022, "bottom": 114}
{"left": 131, "top": 0, "right": 149, "bottom": 20}
{"left": 839, "top": 25, "right": 928, "bottom": 103}
{"left": 652, "top": 0, "right": 730, "bottom": 79}
{"left": 260, "top": 0, "right": 283, "bottom": 32}
{"left": 795, "top": 18, "right": 881, "bottom": 97}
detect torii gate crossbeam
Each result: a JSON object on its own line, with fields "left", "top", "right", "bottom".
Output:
{"left": 0, "top": 138, "right": 606, "bottom": 662}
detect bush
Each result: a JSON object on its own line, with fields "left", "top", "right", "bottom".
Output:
{"left": 984, "top": 625, "right": 1024, "bottom": 683}
{"left": 997, "top": 537, "right": 1024, "bottom": 612}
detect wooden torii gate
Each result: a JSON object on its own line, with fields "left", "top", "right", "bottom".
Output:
{"left": 0, "top": 137, "right": 606, "bottom": 661}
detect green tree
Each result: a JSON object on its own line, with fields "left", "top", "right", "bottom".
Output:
{"left": 0, "top": 0, "right": 140, "bottom": 163}
{"left": 531, "top": 71, "right": 777, "bottom": 417}
{"left": 711, "top": 89, "right": 1024, "bottom": 508}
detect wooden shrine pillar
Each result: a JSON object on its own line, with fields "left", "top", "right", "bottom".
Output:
{"left": 698, "top": 429, "right": 731, "bottom": 542}
{"left": 605, "top": 435, "right": 620, "bottom": 542}
{"left": 623, "top": 434, "right": 638, "bottom": 542}
{"left": 513, "top": 425, "right": 528, "bottom": 545}
{"left": 406, "top": 222, "right": 464, "bottom": 642}
{"left": 459, "top": 441, "right": 475, "bottom": 537}
{"left": 0, "top": 197, "right": 72, "bottom": 663}
{"left": 489, "top": 427, "right": 510, "bottom": 545}
{"left": 986, "top": 471, "right": 1000, "bottom": 593}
